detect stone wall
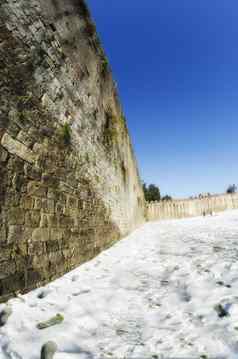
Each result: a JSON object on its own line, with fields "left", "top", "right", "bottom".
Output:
{"left": 147, "top": 193, "right": 238, "bottom": 221}
{"left": 0, "top": 0, "right": 145, "bottom": 301}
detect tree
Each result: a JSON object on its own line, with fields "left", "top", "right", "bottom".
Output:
{"left": 162, "top": 195, "right": 172, "bottom": 201}
{"left": 143, "top": 183, "right": 161, "bottom": 202}
{"left": 226, "top": 184, "right": 237, "bottom": 194}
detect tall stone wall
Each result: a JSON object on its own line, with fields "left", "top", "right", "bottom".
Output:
{"left": 0, "top": 0, "right": 145, "bottom": 301}
{"left": 147, "top": 193, "right": 238, "bottom": 221}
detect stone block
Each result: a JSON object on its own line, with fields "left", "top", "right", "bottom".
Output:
{"left": 24, "top": 163, "right": 41, "bottom": 181}
{"left": 22, "top": 196, "right": 35, "bottom": 210}
{"left": 0, "top": 261, "right": 16, "bottom": 280}
{"left": 34, "top": 197, "right": 42, "bottom": 210}
{"left": 47, "top": 188, "right": 56, "bottom": 199}
{"left": 0, "top": 225, "right": 7, "bottom": 243}
{"left": 67, "top": 196, "right": 78, "bottom": 209}
{"left": 55, "top": 202, "right": 64, "bottom": 214}
{"left": 0, "top": 272, "right": 25, "bottom": 296}
{"left": 46, "top": 240, "right": 59, "bottom": 252}
{"left": 28, "top": 241, "right": 45, "bottom": 255}
{"left": 25, "top": 211, "right": 41, "bottom": 227}
{"left": 18, "top": 241, "right": 28, "bottom": 256}
{"left": 48, "top": 251, "right": 63, "bottom": 264}
{"left": 32, "top": 254, "right": 47, "bottom": 269}
{"left": 32, "top": 228, "right": 50, "bottom": 242}
{"left": 7, "top": 225, "right": 22, "bottom": 243}
{"left": 42, "top": 173, "right": 59, "bottom": 187}
{"left": 8, "top": 208, "right": 25, "bottom": 225}
{"left": 40, "top": 214, "right": 49, "bottom": 228}
{"left": 40, "top": 214, "right": 59, "bottom": 228}
{"left": 62, "top": 248, "right": 72, "bottom": 259}
{"left": 26, "top": 269, "right": 41, "bottom": 286}
{"left": 50, "top": 228, "right": 63, "bottom": 241}
{"left": 41, "top": 199, "right": 55, "bottom": 214}
{"left": 59, "top": 181, "right": 74, "bottom": 195}
{"left": 0, "top": 148, "right": 8, "bottom": 163}
{"left": 1, "top": 133, "right": 36, "bottom": 164}
{"left": 58, "top": 215, "right": 74, "bottom": 228}
{"left": 0, "top": 128, "right": 5, "bottom": 141}
{"left": 17, "top": 130, "right": 33, "bottom": 147}
{"left": 27, "top": 181, "right": 47, "bottom": 197}
{"left": 0, "top": 242, "right": 13, "bottom": 263}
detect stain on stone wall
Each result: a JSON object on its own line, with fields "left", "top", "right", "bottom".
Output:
{"left": 0, "top": 0, "right": 145, "bottom": 302}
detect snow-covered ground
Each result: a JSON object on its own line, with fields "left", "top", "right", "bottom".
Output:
{"left": 1, "top": 211, "right": 238, "bottom": 359}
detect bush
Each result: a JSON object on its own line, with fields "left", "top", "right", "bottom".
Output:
{"left": 78, "top": 0, "right": 90, "bottom": 18}
{"left": 226, "top": 184, "right": 237, "bottom": 194}
{"left": 84, "top": 21, "right": 96, "bottom": 37}
{"left": 101, "top": 57, "right": 109, "bottom": 77}
{"left": 162, "top": 195, "right": 172, "bottom": 201}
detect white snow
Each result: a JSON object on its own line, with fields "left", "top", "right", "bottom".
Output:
{"left": 1, "top": 211, "right": 238, "bottom": 359}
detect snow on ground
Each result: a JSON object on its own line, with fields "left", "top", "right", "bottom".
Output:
{"left": 1, "top": 211, "right": 238, "bottom": 359}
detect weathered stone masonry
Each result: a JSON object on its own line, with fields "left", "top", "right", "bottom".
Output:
{"left": 0, "top": 0, "right": 145, "bottom": 301}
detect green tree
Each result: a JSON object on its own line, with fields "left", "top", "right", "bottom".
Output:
{"left": 226, "top": 184, "right": 237, "bottom": 194}
{"left": 143, "top": 183, "right": 161, "bottom": 202}
{"left": 162, "top": 195, "right": 172, "bottom": 201}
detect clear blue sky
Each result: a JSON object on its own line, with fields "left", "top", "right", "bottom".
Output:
{"left": 87, "top": 0, "right": 238, "bottom": 198}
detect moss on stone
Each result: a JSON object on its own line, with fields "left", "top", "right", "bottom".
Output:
{"left": 57, "top": 123, "right": 71, "bottom": 146}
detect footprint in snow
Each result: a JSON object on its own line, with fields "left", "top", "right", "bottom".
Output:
{"left": 178, "top": 287, "right": 191, "bottom": 302}
{"left": 94, "top": 261, "right": 101, "bottom": 267}
{"left": 216, "top": 281, "right": 231, "bottom": 288}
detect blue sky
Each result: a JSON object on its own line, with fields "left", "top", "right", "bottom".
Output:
{"left": 87, "top": 0, "right": 238, "bottom": 198}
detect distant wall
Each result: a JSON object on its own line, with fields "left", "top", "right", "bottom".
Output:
{"left": 147, "top": 193, "right": 238, "bottom": 221}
